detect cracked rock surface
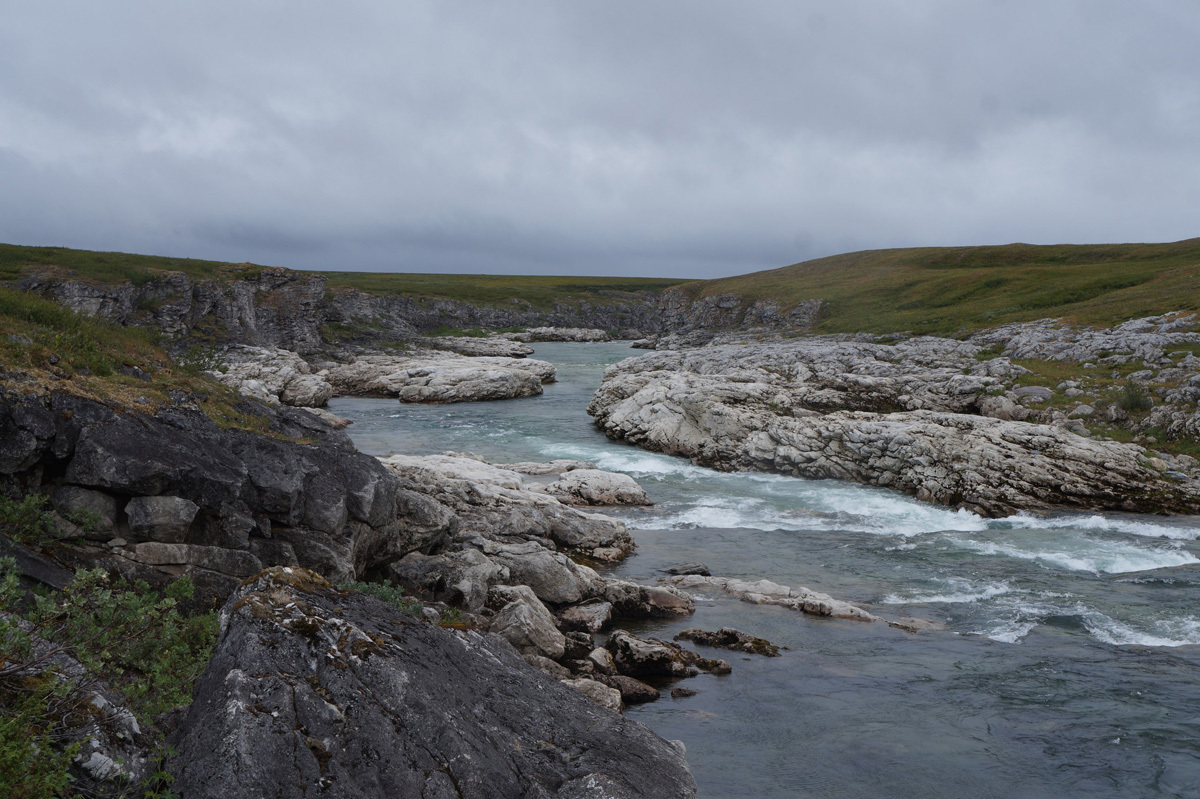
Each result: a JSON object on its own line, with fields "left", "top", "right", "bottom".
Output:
{"left": 588, "top": 335, "right": 1200, "bottom": 515}
{"left": 169, "top": 568, "right": 696, "bottom": 799}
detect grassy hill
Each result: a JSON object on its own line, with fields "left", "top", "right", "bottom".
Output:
{"left": 679, "top": 239, "right": 1200, "bottom": 335}
{"left": 5, "top": 239, "right": 1200, "bottom": 335}
{"left": 0, "top": 243, "right": 690, "bottom": 310}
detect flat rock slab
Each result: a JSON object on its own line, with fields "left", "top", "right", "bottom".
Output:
{"left": 170, "top": 568, "right": 696, "bottom": 799}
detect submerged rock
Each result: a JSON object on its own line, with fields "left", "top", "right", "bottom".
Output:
{"left": 503, "top": 327, "right": 613, "bottom": 343}
{"left": 170, "top": 568, "right": 696, "bottom": 798}
{"left": 666, "top": 575, "right": 878, "bottom": 622}
{"left": 675, "top": 627, "right": 781, "bottom": 656}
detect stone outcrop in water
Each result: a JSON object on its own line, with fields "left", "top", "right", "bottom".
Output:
{"left": 588, "top": 335, "right": 1200, "bottom": 515}
{"left": 541, "top": 469, "right": 653, "bottom": 507}
{"left": 169, "top": 568, "right": 697, "bottom": 799}
{"left": 423, "top": 335, "right": 535, "bottom": 358}
{"left": 666, "top": 575, "right": 879, "bottom": 621}
{"left": 210, "top": 344, "right": 558, "bottom": 405}
{"left": 502, "top": 327, "right": 613, "bottom": 342}
{"left": 675, "top": 627, "right": 781, "bottom": 656}
{"left": 327, "top": 352, "right": 556, "bottom": 403}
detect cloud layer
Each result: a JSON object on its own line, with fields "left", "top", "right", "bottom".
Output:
{"left": 2, "top": 1, "right": 1198, "bottom": 277}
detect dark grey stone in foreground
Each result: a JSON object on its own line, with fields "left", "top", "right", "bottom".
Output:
{"left": 170, "top": 568, "right": 696, "bottom": 799}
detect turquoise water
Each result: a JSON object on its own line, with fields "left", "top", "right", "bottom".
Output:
{"left": 331, "top": 342, "right": 1200, "bottom": 798}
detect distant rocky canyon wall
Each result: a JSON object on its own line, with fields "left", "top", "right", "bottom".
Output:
{"left": 16, "top": 270, "right": 824, "bottom": 350}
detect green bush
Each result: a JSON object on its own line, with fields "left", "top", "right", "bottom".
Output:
{"left": 0, "top": 494, "right": 57, "bottom": 545}
{"left": 1117, "top": 381, "right": 1153, "bottom": 413}
{"left": 340, "top": 580, "right": 423, "bottom": 615}
{"left": 0, "top": 558, "right": 217, "bottom": 796}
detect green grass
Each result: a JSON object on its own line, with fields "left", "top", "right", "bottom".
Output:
{"left": 0, "top": 242, "right": 260, "bottom": 285}
{"left": 318, "top": 271, "right": 690, "bottom": 310}
{"left": 0, "top": 286, "right": 296, "bottom": 438}
{"left": 679, "top": 239, "right": 1200, "bottom": 335}
{"left": 0, "top": 242, "right": 692, "bottom": 311}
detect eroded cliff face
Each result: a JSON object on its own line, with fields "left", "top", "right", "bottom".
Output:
{"left": 15, "top": 267, "right": 834, "bottom": 357}
{"left": 16, "top": 269, "right": 666, "bottom": 351}
{"left": 656, "top": 286, "right": 823, "bottom": 336}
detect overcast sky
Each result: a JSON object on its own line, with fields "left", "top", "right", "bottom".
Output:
{"left": 2, "top": 2, "right": 1198, "bottom": 278}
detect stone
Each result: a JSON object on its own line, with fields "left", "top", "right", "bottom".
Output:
{"left": 1012, "top": 386, "right": 1052, "bottom": 403}
{"left": 503, "top": 327, "right": 612, "bottom": 343}
{"left": 387, "top": 549, "right": 508, "bottom": 613}
{"left": 327, "top": 353, "right": 555, "bottom": 403}
{"left": 666, "top": 575, "right": 878, "bottom": 622}
{"left": 522, "top": 653, "right": 572, "bottom": 680}
{"left": 603, "top": 675, "right": 661, "bottom": 704}
{"left": 170, "top": 568, "right": 696, "bottom": 798}
{"left": 665, "top": 563, "right": 711, "bottom": 576}
{"left": 586, "top": 647, "right": 618, "bottom": 676}
{"left": 131, "top": 542, "right": 262, "bottom": 578}
{"left": 600, "top": 580, "right": 695, "bottom": 619}
{"left": 125, "top": 495, "right": 200, "bottom": 543}
{"left": 542, "top": 469, "right": 652, "bottom": 506}
{"left": 675, "top": 627, "right": 781, "bottom": 656}
{"left": 1068, "top": 404, "right": 1095, "bottom": 418}
{"left": 561, "top": 678, "right": 623, "bottom": 711}
{"left": 488, "top": 593, "right": 567, "bottom": 661}
{"left": 50, "top": 486, "right": 118, "bottom": 539}
{"left": 379, "top": 454, "right": 634, "bottom": 563}
{"left": 563, "top": 631, "right": 595, "bottom": 661}
{"left": 587, "top": 340, "right": 1200, "bottom": 516}
{"left": 605, "top": 630, "right": 697, "bottom": 679}
{"left": 558, "top": 601, "right": 613, "bottom": 633}
{"left": 670, "top": 687, "right": 697, "bottom": 699}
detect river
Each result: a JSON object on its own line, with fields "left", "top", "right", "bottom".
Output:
{"left": 330, "top": 341, "right": 1200, "bottom": 798}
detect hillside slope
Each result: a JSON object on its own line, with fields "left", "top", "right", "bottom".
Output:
{"left": 669, "top": 239, "right": 1200, "bottom": 335}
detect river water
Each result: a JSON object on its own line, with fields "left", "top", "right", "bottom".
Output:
{"left": 330, "top": 342, "right": 1200, "bottom": 798}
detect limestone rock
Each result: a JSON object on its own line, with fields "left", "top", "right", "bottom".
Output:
{"left": 666, "top": 575, "right": 877, "bottom": 622}
{"left": 327, "top": 352, "right": 555, "bottom": 403}
{"left": 588, "top": 340, "right": 1200, "bottom": 515}
{"left": 542, "top": 469, "right": 652, "bottom": 507}
{"left": 561, "top": 678, "right": 624, "bottom": 711}
{"left": 558, "top": 601, "right": 613, "bottom": 633}
{"left": 488, "top": 590, "right": 567, "bottom": 660}
{"left": 503, "top": 327, "right": 613, "bottom": 343}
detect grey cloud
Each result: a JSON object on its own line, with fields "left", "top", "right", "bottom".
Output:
{"left": 1, "top": 1, "right": 1198, "bottom": 278}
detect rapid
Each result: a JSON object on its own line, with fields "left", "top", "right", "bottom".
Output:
{"left": 331, "top": 341, "right": 1200, "bottom": 798}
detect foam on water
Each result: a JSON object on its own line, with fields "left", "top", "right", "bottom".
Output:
{"left": 950, "top": 533, "right": 1198, "bottom": 574}
{"left": 1083, "top": 613, "right": 1200, "bottom": 647}
{"left": 882, "top": 578, "right": 1013, "bottom": 605}
{"left": 540, "top": 442, "right": 713, "bottom": 478}
{"left": 996, "top": 512, "right": 1200, "bottom": 541}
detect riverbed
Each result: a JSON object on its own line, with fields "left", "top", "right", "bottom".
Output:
{"left": 330, "top": 341, "right": 1200, "bottom": 798}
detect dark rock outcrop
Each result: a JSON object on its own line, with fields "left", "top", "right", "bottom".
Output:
{"left": 169, "top": 568, "right": 696, "bottom": 799}
{"left": 0, "top": 390, "right": 452, "bottom": 590}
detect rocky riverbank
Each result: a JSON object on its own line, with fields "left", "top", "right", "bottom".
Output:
{"left": 0, "top": 385, "right": 750, "bottom": 794}
{"left": 589, "top": 315, "right": 1200, "bottom": 515}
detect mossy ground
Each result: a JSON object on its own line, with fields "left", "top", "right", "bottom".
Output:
{"left": 0, "top": 286, "right": 293, "bottom": 439}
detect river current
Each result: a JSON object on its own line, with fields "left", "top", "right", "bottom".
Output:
{"left": 330, "top": 342, "right": 1200, "bottom": 798}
